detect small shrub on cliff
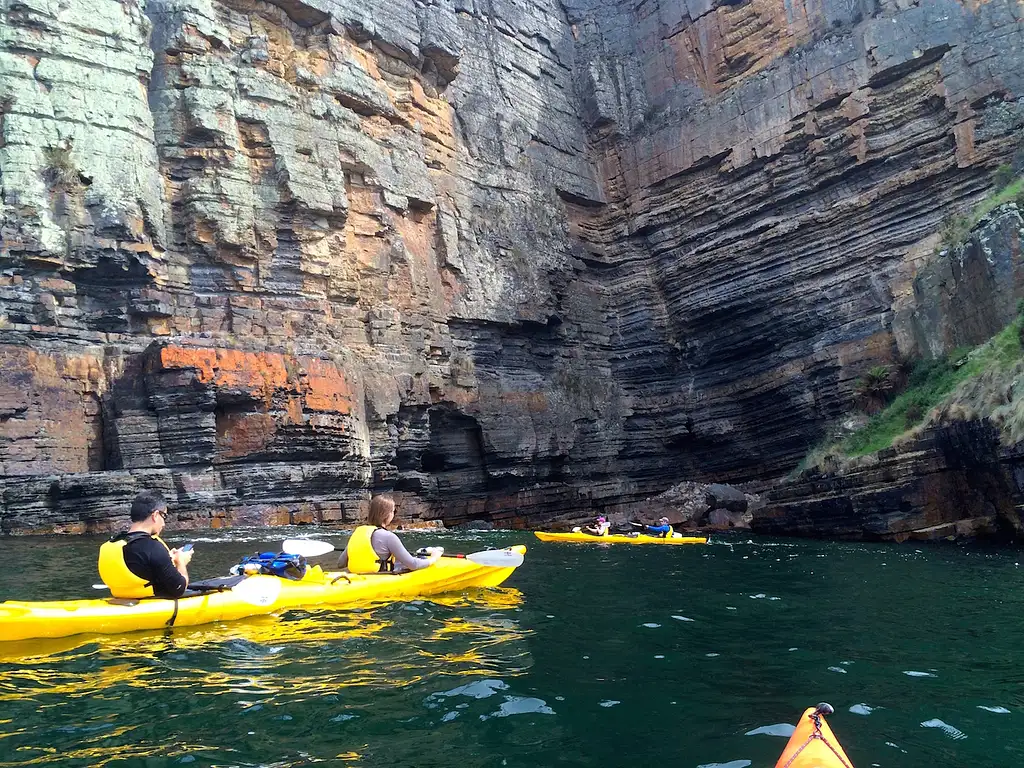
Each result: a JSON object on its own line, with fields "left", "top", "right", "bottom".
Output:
{"left": 43, "top": 141, "right": 79, "bottom": 190}
{"left": 938, "top": 213, "right": 972, "bottom": 251}
{"left": 936, "top": 177, "right": 1024, "bottom": 252}
{"left": 994, "top": 163, "right": 1015, "bottom": 190}
{"left": 854, "top": 365, "right": 895, "bottom": 412}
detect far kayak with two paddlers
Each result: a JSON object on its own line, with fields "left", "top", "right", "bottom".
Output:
{"left": 533, "top": 516, "right": 709, "bottom": 545}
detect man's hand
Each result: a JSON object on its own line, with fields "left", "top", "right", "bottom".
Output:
{"left": 171, "top": 548, "right": 194, "bottom": 568}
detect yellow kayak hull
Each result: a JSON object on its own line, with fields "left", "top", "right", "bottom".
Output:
{"left": 0, "top": 545, "right": 526, "bottom": 643}
{"left": 533, "top": 531, "right": 707, "bottom": 545}
{"left": 776, "top": 706, "right": 854, "bottom": 768}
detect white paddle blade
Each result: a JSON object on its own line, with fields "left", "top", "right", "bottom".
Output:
{"left": 282, "top": 538, "right": 336, "bottom": 557}
{"left": 465, "top": 549, "right": 524, "bottom": 568}
{"left": 232, "top": 576, "right": 282, "bottom": 607}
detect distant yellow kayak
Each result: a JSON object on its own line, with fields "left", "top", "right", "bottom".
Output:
{"left": 0, "top": 546, "right": 526, "bottom": 643}
{"left": 533, "top": 531, "right": 708, "bottom": 545}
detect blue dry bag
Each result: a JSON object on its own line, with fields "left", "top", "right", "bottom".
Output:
{"left": 234, "top": 551, "right": 307, "bottom": 580}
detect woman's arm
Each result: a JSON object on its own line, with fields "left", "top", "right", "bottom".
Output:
{"left": 379, "top": 530, "right": 434, "bottom": 571}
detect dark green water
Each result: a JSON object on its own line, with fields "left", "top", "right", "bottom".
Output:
{"left": 2, "top": 530, "right": 1024, "bottom": 768}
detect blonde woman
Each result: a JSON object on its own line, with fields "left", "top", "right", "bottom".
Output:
{"left": 338, "top": 495, "right": 442, "bottom": 573}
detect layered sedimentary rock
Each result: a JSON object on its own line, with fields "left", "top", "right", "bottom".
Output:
{"left": 0, "top": 0, "right": 614, "bottom": 532}
{"left": 3, "top": 0, "right": 1024, "bottom": 534}
{"left": 564, "top": 0, "right": 1024, "bottom": 490}
{"left": 754, "top": 206, "right": 1024, "bottom": 539}
{"left": 754, "top": 420, "right": 1024, "bottom": 541}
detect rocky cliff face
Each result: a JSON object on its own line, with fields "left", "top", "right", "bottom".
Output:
{"left": 1, "top": 0, "right": 1023, "bottom": 533}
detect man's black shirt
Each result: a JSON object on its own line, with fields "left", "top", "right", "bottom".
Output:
{"left": 123, "top": 535, "right": 187, "bottom": 598}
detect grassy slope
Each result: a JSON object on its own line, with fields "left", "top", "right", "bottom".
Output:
{"left": 804, "top": 318, "right": 1024, "bottom": 467}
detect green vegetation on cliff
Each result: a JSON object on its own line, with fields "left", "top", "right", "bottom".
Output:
{"left": 940, "top": 171, "right": 1024, "bottom": 250}
{"left": 801, "top": 316, "right": 1024, "bottom": 472}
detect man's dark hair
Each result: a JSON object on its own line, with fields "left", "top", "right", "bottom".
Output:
{"left": 130, "top": 490, "right": 167, "bottom": 522}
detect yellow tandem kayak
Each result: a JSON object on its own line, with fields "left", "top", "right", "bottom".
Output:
{"left": 533, "top": 531, "right": 708, "bottom": 545}
{"left": 0, "top": 545, "right": 526, "bottom": 643}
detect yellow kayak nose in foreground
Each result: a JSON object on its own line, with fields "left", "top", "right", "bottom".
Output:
{"left": 533, "top": 531, "right": 708, "bottom": 545}
{"left": 776, "top": 704, "right": 854, "bottom": 768}
{"left": 0, "top": 545, "right": 527, "bottom": 643}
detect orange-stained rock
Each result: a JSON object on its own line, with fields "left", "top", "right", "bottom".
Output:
{"left": 300, "top": 358, "right": 353, "bottom": 414}
{"left": 158, "top": 347, "right": 290, "bottom": 397}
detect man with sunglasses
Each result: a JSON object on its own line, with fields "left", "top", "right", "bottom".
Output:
{"left": 97, "top": 490, "right": 193, "bottom": 599}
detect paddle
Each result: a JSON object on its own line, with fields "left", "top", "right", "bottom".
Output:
{"left": 281, "top": 538, "right": 336, "bottom": 558}
{"left": 231, "top": 575, "right": 282, "bottom": 607}
{"left": 461, "top": 549, "right": 524, "bottom": 568}
{"left": 288, "top": 539, "right": 525, "bottom": 569}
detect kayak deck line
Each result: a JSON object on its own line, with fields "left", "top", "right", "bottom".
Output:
{"left": 776, "top": 703, "right": 854, "bottom": 768}
{"left": 0, "top": 545, "right": 527, "bottom": 643}
{"left": 533, "top": 531, "right": 708, "bottom": 545}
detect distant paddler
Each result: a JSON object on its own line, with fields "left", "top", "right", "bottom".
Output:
{"left": 581, "top": 516, "right": 611, "bottom": 537}
{"left": 97, "top": 491, "right": 194, "bottom": 598}
{"left": 630, "top": 517, "right": 678, "bottom": 539}
{"left": 643, "top": 520, "right": 675, "bottom": 536}
{"left": 337, "top": 494, "right": 443, "bottom": 573}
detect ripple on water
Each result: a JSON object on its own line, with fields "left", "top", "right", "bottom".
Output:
{"left": 425, "top": 679, "right": 509, "bottom": 707}
{"left": 904, "top": 671, "right": 937, "bottom": 678}
{"left": 697, "top": 762, "right": 752, "bottom": 768}
{"left": 849, "top": 704, "right": 875, "bottom": 715}
{"left": 599, "top": 700, "right": 620, "bottom": 708}
{"left": 481, "top": 696, "right": 555, "bottom": 720}
{"left": 642, "top": 623, "right": 661, "bottom": 628}
{"left": 744, "top": 724, "right": 796, "bottom": 738}
{"left": 921, "top": 718, "right": 967, "bottom": 740}
{"left": 977, "top": 706, "right": 1011, "bottom": 714}
{"left": 828, "top": 666, "right": 848, "bottom": 674}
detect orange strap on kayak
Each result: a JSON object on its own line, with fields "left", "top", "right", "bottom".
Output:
{"left": 776, "top": 705, "right": 854, "bottom": 768}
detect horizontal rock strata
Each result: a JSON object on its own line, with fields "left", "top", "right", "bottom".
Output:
{"left": 2, "top": 0, "right": 1024, "bottom": 536}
